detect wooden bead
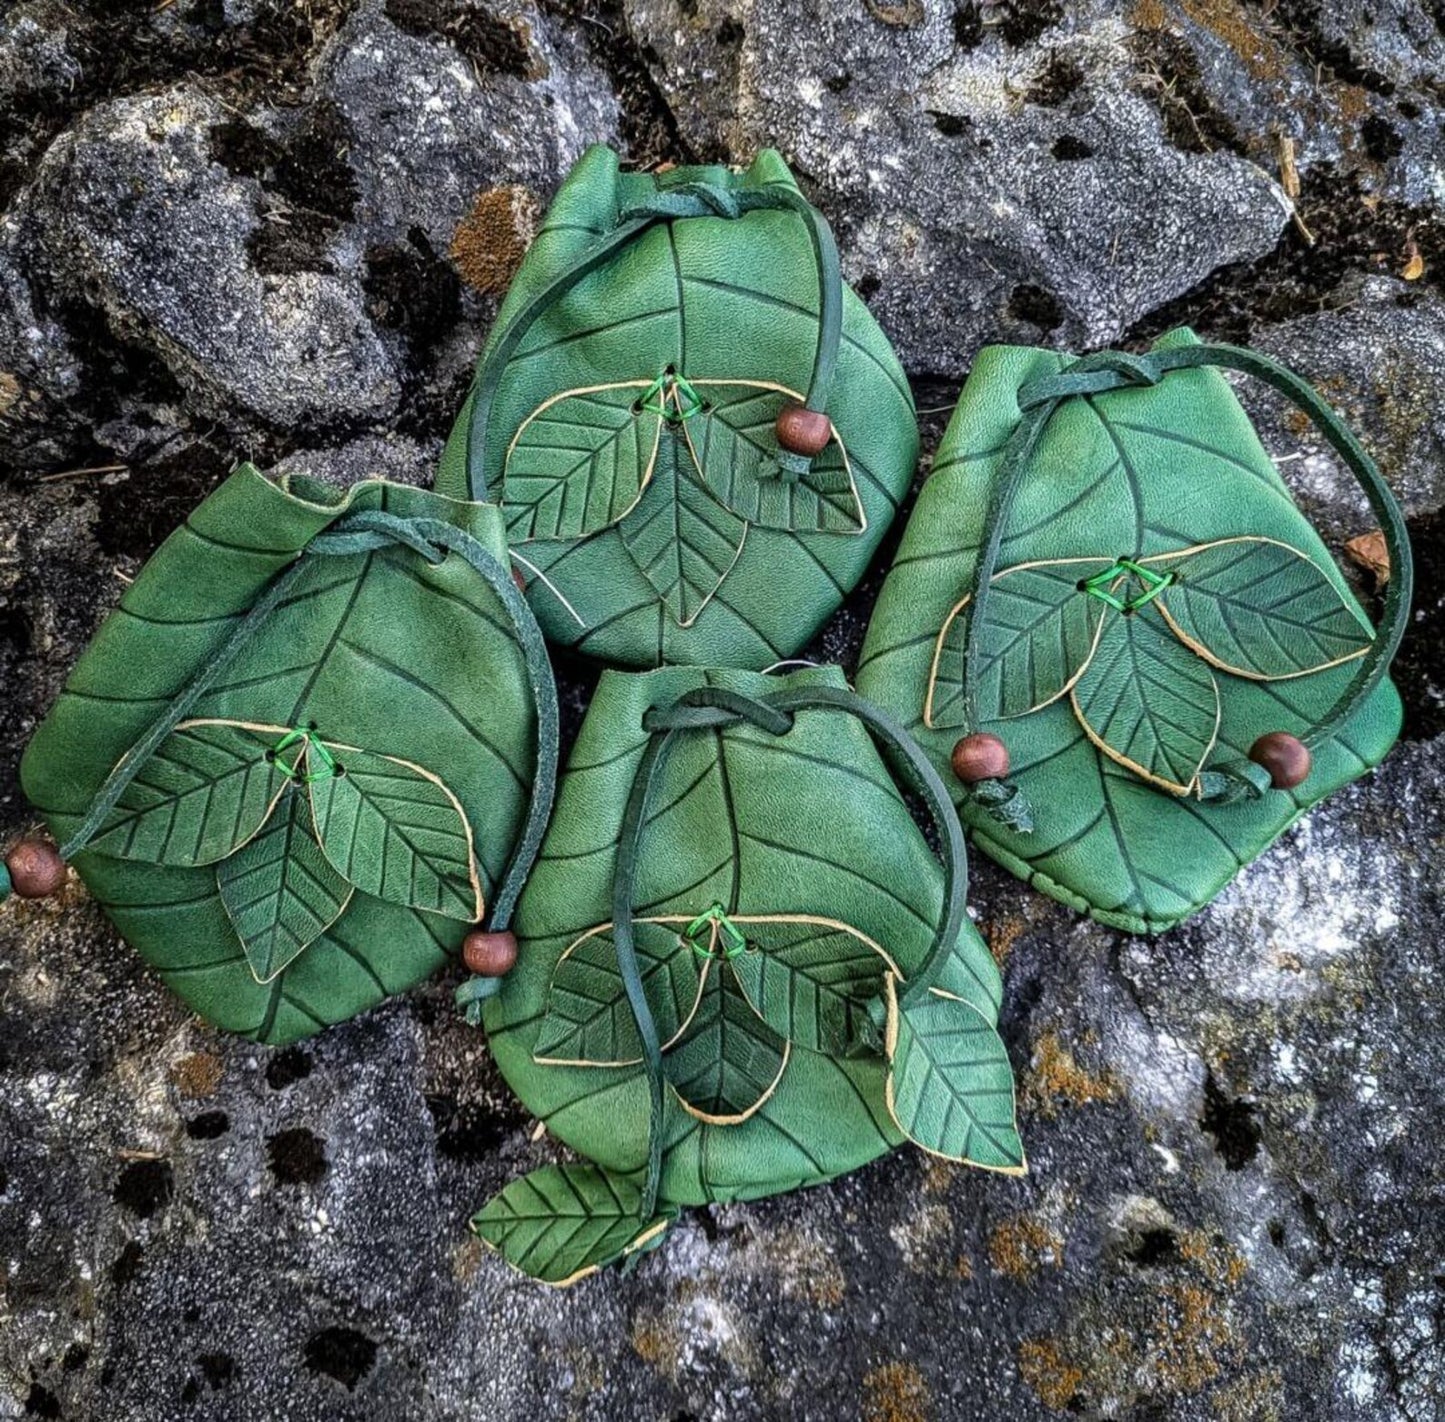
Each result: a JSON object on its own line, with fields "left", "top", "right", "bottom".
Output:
{"left": 462, "top": 929, "right": 518, "bottom": 977}
{"left": 951, "top": 733, "right": 1010, "bottom": 785}
{"left": 5, "top": 839, "right": 67, "bottom": 899}
{"left": 774, "top": 404, "right": 832, "bottom": 457}
{"left": 511, "top": 565, "right": 527, "bottom": 595}
{"left": 1249, "top": 732, "right": 1312, "bottom": 790}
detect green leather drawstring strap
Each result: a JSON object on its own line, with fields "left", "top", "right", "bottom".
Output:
{"left": 462, "top": 176, "right": 843, "bottom": 498}
{"left": 31, "top": 511, "right": 560, "bottom": 959}
{"left": 611, "top": 682, "right": 971, "bottom": 1216}
{"left": 960, "top": 340, "right": 1414, "bottom": 817}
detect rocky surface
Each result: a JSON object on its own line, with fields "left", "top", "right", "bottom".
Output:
{"left": 1, "top": 2, "right": 1443, "bottom": 1419}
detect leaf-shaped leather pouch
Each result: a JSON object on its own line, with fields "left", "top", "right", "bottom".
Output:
{"left": 467, "top": 665, "right": 1023, "bottom": 1285}
{"left": 435, "top": 145, "right": 918, "bottom": 670}
{"left": 858, "top": 329, "right": 1412, "bottom": 935}
{"left": 19, "top": 466, "right": 558, "bottom": 1044}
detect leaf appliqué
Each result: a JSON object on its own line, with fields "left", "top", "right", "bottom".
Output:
{"left": 1070, "top": 606, "right": 1221, "bottom": 795}
{"left": 683, "top": 381, "right": 865, "bottom": 534}
{"left": 534, "top": 918, "right": 707, "bottom": 1067}
{"left": 664, "top": 969, "right": 790, "bottom": 1125}
{"left": 89, "top": 720, "right": 290, "bottom": 866}
{"left": 307, "top": 747, "right": 483, "bottom": 921}
{"left": 726, "top": 915, "right": 897, "bottom": 1056}
{"left": 471, "top": 1163, "right": 679, "bottom": 1287}
{"left": 503, "top": 381, "right": 661, "bottom": 541}
{"left": 884, "top": 977, "right": 1026, "bottom": 1173}
{"left": 217, "top": 786, "right": 353, "bottom": 984}
{"left": 1148, "top": 536, "right": 1374, "bottom": 680}
{"left": 926, "top": 558, "right": 1115, "bottom": 729}
{"left": 618, "top": 429, "right": 748, "bottom": 627}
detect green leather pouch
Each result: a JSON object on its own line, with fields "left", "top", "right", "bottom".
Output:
{"left": 19, "top": 466, "right": 558, "bottom": 1044}
{"left": 435, "top": 145, "right": 918, "bottom": 670}
{"left": 465, "top": 664, "right": 1023, "bottom": 1286}
{"left": 858, "top": 329, "right": 1412, "bottom": 935}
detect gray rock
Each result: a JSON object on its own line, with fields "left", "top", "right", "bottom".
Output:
{"left": 623, "top": 0, "right": 1291, "bottom": 373}
{"left": 28, "top": 85, "right": 403, "bottom": 443}
{"left": 1, "top": 2, "right": 1443, "bottom": 1419}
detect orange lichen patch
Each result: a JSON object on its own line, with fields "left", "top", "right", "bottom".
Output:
{"left": 170, "top": 1051, "right": 223, "bottom": 1098}
{"left": 988, "top": 1213, "right": 1065, "bottom": 1280}
{"left": 862, "top": 1361, "right": 931, "bottom": 1422}
{"left": 985, "top": 912, "right": 1027, "bottom": 967}
{"left": 1018, "top": 1338, "right": 1085, "bottom": 1412}
{"left": 1148, "top": 1283, "right": 1239, "bottom": 1393}
{"left": 767, "top": 1228, "right": 847, "bottom": 1306}
{"left": 1212, "top": 1369, "right": 1284, "bottom": 1422}
{"left": 1129, "top": 0, "right": 1170, "bottom": 29}
{"left": 449, "top": 185, "right": 541, "bottom": 296}
{"left": 953, "top": 1254, "right": 974, "bottom": 1280}
{"left": 449, "top": 1235, "right": 484, "bottom": 1282}
{"left": 920, "top": 1155, "right": 957, "bottom": 1195}
{"left": 630, "top": 1313, "right": 682, "bottom": 1372}
{"left": 1024, "top": 1032, "right": 1121, "bottom": 1118}
{"left": 1179, "top": 0, "right": 1284, "bottom": 82}
{"left": 1333, "top": 83, "right": 1370, "bottom": 125}
{"left": 864, "top": 0, "right": 925, "bottom": 26}
{"left": 1179, "top": 1230, "right": 1248, "bottom": 1288}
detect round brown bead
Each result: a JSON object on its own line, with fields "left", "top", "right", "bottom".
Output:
{"left": 462, "top": 929, "right": 518, "bottom": 978}
{"left": 774, "top": 404, "right": 833, "bottom": 457}
{"left": 1249, "top": 732, "right": 1312, "bottom": 790}
{"left": 950, "top": 732, "right": 1010, "bottom": 785}
{"left": 6, "top": 839, "right": 68, "bottom": 899}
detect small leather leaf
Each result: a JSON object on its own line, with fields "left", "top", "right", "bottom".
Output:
{"left": 926, "top": 559, "right": 1113, "bottom": 729}
{"left": 726, "top": 915, "right": 895, "bottom": 1056}
{"left": 1149, "top": 537, "right": 1374, "bottom": 679}
{"left": 534, "top": 918, "right": 706, "bottom": 1067}
{"left": 664, "top": 968, "right": 790, "bottom": 1124}
{"left": 471, "top": 1163, "right": 679, "bottom": 1287}
{"left": 88, "top": 719, "right": 290, "bottom": 867}
{"left": 923, "top": 927, "right": 1005, "bottom": 1025}
{"left": 503, "top": 382, "right": 660, "bottom": 541}
{"left": 684, "top": 381, "right": 865, "bottom": 534}
{"left": 618, "top": 431, "right": 748, "bottom": 627}
{"left": 307, "top": 747, "right": 482, "bottom": 920}
{"left": 217, "top": 786, "right": 353, "bottom": 984}
{"left": 1070, "top": 607, "right": 1221, "bottom": 795}
{"left": 884, "top": 977, "right": 1025, "bottom": 1172}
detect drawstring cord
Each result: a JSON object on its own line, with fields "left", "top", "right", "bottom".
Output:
{"left": 957, "top": 341, "right": 1414, "bottom": 823}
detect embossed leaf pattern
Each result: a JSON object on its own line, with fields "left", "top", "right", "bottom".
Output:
{"left": 684, "top": 382, "right": 865, "bottom": 533}
{"left": 727, "top": 917, "right": 893, "bottom": 1056}
{"left": 533, "top": 918, "right": 706, "bottom": 1067}
{"left": 663, "top": 968, "right": 790, "bottom": 1124}
{"left": 503, "top": 382, "right": 659, "bottom": 541}
{"left": 884, "top": 978, "right": 1025, "bottom": 1172}
{"left": 1149, "top": 537, "right": 1373, "bottom": 679}
{"left": 927, "top": 559, "right": 1114, "bottom": 729}
{"left": 618, "top": 430, "right": 748, "bottom": 627}
{"left": 89, "top": 720, "right": 290, "bottom": 866}
{"left": 471, "top": 1163, "right": 679, "bottom": 1287}
{"left": 308, "top": 748, "right": 482, "bottom": 921}
{"left": 1071, "top": 607, "right": 1221, "bottom": 794}
{"left": 217, "top": 787, "right": 354, "bottom": 984}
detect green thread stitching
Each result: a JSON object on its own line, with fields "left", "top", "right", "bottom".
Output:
{"left": 683, "top": 903, "right": 748, "bottom": 959}
{"left": 1080, "top": 559, "right": 1174, "bottom": 614}
{"left": 270, "top": 727, "right": 339, "bottom": 785}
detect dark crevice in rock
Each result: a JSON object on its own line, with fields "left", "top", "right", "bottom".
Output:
{"left": 93, "top": 442, "right": 234, "bottom": 561}
{"left": 1392, "top": 508, "right": 1445, "bottom": 741}
{"left": 1124, "top": 168, "right": 1444, "bottom": 343}
{"left": 1007, "top": 282, "right": 1063, "bottom": 331}
{"left": 538, "top": 0, "right": 699, "bottom": 166}
{"left": 1125, "top": 1226, "right": 1182, "bottom": 1268}
{"left": 113, "top": 1158, "right": 174, "bottom": 1218}
{"left": 424, "top": 1092, "right": 525, "bottom": 1162}
{"left": 385, "top": 0, "right": 545, "bottom": 79}
{"left": 266, "top": 1127, "right": 328, "bottom": 1185}
{"left": 1127, "top": 25, "right": 1250, "bottom": 158}
{"left": 184, "top": 1110, "right": 231, "bottom": 1141}
{"left": 1199, "top": 1072, "right": 1261, "bottom": 1170}
{"left": 1272, "top": 0, "right": 1399, "bottom": 97}
{"left": 995, "top": 0, "right": 1063, "bottom": 48}
{"left": 952, "top": 2, "right": 984, "bottom": 50}
{"left": 22, "top": 1383, "right": 61, "bottom": 1418}
{"left": 304, "top": 1326, "right": 377, "bottom": 1390}
{"left": 265, "top": 1046, "right": 313, "bottom": 1090}
{"left": 110, "top": 1240, "right": 144, "bottom": 1289}
{"left": 1027, "top": 52, "right": 1085, "bottom": 108}
{"left": 1051, "top": 133, "right": 1093, "bottom": 160}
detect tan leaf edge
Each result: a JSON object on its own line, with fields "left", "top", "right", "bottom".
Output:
{"left": 1142, "top": 536, "right": 1375, "bottom": 682}
{"left": 881, "top": 974, "right": 1029, "bottom": 1176}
